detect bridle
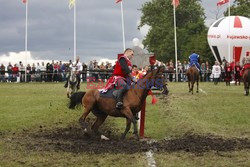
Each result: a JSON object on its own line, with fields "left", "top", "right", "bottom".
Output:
{"left": 132, "top": 69, "right": 162, "bottom": 102}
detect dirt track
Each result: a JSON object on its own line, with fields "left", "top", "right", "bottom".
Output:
{"left": 4, "top": 123, "right": 250, "bottom": 155}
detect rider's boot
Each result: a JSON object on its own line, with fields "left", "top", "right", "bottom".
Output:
{"left": 116, "top": 88, "right": 128, "bottom": 109}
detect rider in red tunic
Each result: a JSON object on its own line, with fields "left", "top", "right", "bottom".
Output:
{"left": 103, "top": 48, "right": 137, "bottom": 109}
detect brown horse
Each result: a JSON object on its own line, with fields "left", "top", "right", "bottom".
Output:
{"left": 69, "top": 66, "right": 165, "bottom": 140}
{"left": 186, "top": 65, "right": 199, "bottom": 94}
{"left": 242, "top": 69, "right": 250, "bottom": 96}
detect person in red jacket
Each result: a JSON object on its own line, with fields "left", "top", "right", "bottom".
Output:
{"left": 131, "top": 65, "right": 138, "bottom": 77}
{"left": 234, "top": 62, "right": 241, "bottom": 85}
{"left": 12, "top": 64, "right": 19, "bottom": 81}
{"left": 103, "top": 48, "right": 137, "bottom": 109}
{"left": 224, "top": 62, "right": 232, "bottom": 86}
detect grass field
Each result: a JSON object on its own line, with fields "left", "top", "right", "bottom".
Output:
{"left": 0, "top": 82, "right": 250, "bottom": 166}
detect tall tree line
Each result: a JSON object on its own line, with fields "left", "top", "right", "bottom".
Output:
{"left": 139, "top": 0, "right": 212, "bottom": 63}
{"left": 139, "top": 0, "right": 249, "bottom": 64}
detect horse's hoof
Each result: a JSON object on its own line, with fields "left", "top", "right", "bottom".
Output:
{"left": 101, "top": 135, "right": 110, "bottom": 141}
{"left": 135, "top": 134, "right": 140, "bottom": 141}
{"left": 79, "top": 119, "right": 88, "bottom": 129}
{"left": 120, "top": 134, "right": 126, "bottom": 140}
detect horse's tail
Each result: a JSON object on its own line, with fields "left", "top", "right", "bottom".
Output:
{"left": 68, "top": 91, "right": 86, "bottom": 109}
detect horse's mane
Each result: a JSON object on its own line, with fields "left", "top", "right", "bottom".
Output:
{"left": 136, "top": 67, "right": 159, "bottom": 83}
{"left": 138, "top": 66, "right": 164, "bottom": 80}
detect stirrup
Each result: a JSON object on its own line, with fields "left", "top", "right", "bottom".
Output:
{"left": 116, "top": 102, "right": 123, "bottom": 109}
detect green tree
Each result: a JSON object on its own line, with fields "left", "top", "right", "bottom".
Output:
{"left": 224, "top": 0, "right": 250, "bottom": 17}
{"left": 139, "top": 0, "right": 214, "bottom": 63}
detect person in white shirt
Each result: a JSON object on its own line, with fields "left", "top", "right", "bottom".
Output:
{"left": 40, "top": 62, "right": 46, "bottom": 82}
{"left": 64, "top": 56, "right": 83, "bottom": 89}
{"left": 212, "top": 61, "right": 221, "bottom": 85}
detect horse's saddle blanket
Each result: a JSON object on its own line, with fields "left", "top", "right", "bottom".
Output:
{"left": 99, "top": 88, "right": 119, "bottom": 100}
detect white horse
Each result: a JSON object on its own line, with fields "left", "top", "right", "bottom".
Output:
{"left": 67, "top": 67, "right": 78, "bottom": 98}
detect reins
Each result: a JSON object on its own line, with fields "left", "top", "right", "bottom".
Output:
{"left": 132, "top": 71, "right": 154, "bottom": 103}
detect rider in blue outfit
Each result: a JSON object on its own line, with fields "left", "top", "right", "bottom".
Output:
{"left": 189, "top": 51, "right": 201, "bottom": 71}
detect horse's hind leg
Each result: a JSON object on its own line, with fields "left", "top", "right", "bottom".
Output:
{"left": 246, "top": 82, "right": 249, "bottom": 96}
{"left": 79, "top": 108, "right": 91, "bottom": 129}
{"left": 191, "top": 82, "right": 194, "bottom": 94}
{"left": 91, "top": 115, "right": 107, "bottom": 138}
{"left": 79, "top": 95, "right": 96, "bottom": 128}
{"left": 188, "top": 81, "right": 191, "bottom": 93}
{"left": 196, "top": 80, "right": 199, "bottom": 93}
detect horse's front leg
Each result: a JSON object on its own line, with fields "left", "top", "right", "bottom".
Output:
{"left": 162, "top": 84, "right": 169, "bottom": 95}
{"left": 67, "top": 84, "right": 70, "bottom": 98}
{"left": 121, "top": 118, "right": 131, "bottom": 140}
{"left": 72, "top": 86, "right": 76, "bottom": 96}
{"left": 121, "top": 108, "right": 139, "bottom": 140}
{"left": 132, "top": 117, "right": 139, "bottom": 140}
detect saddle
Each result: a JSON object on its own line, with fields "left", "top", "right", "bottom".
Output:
{"left": 99, "top": 88, "right": 120, "bottom": 101}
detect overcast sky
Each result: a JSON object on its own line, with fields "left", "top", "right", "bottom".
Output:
{"left": 0, "top": 0, "right": 228, "bottom": 64}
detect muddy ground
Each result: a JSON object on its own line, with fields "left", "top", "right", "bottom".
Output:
{"left": 2, "top": 121, "right": 250, "bottom": 155}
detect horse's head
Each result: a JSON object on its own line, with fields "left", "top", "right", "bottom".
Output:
{"left": 139, "top": 66, "right": 165, "bottom": 90}
{"left": 152, "top": 66, "right": 165, "bottom": 88}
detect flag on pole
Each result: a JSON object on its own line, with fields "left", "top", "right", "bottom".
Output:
{"left": 22, "top": 0, "right": 27, "bottom": 3}
{"left": 217, "top": 0, "right": 229, "bottom": 6}
{"left": 172, "top": 0, "right": 180, "bottom": 8}
{"left": 69, "top": 0, "right": 75, "bottom": 9}
{"left": 116, "top": 0, "right": 122, "bottom": 3}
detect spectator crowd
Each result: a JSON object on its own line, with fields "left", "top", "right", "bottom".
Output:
{"left": 0, "top": 57, "right": 243, "bottom": 84}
